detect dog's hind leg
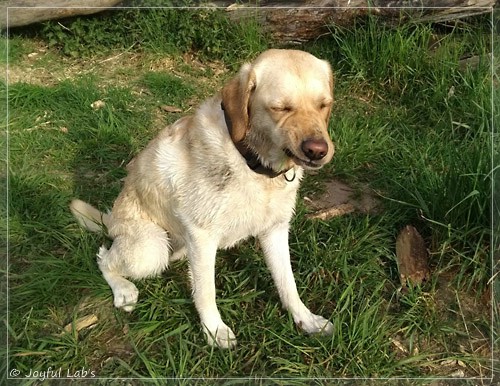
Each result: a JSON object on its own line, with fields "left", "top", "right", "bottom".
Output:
{"left": 97, "top": 220, "right": 170, "bottom": 312}
{"left": 98, "top": 255, "right": 140, "bottom": 312}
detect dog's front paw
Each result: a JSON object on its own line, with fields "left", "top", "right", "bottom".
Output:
{"left": 112, "top": 280, "right": 139, "bottom": 312}
{"left": 203, "top": 322, "right": 237, "bottom": 349}
{"left": 296, "top": 313, "right": 333, "bottom": 336}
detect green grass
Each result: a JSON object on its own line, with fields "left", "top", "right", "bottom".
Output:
{"left": 31, "top": 4, "right": 268, "bottom": 64}
{"left": 3, "top": 9, "right": 495, "bottom": 382}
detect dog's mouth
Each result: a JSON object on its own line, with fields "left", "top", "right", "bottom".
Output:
{"left": 284, "top": 149, "right": 324, "bottom": 170}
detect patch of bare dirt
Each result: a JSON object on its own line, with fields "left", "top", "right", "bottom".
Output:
{"left": 72, "top": 296, "right": 135, "bottom": 369}
{"left": 4, "top": 40, "right": 228, "bottom": 90}
{"left": 5, "top": 43, "right": 172, "bottom": 87}
{"left": 304, "top": 178, "right": 380, "bottom": 220}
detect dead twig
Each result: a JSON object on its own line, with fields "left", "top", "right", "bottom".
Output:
{"left": 306, "top": 203, "right": 355, "bottom": 220}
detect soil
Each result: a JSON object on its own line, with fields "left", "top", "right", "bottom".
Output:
{"left": 304, "top": 178, "right": 380, "bottom": 219}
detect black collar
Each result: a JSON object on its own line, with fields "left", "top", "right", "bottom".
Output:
{"left": 221, "top": 102, "right": 293, "bottom": 180}
{"left": 240, "top": 147, "right": 284, "bottom": 178}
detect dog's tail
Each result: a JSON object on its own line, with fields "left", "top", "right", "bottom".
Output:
{"left": 70, "top": 199, "right": 111, "bottom": 233}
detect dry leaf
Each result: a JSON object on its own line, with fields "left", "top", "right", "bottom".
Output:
{"left": 63, "top": 314, "right": 98, "bottom": 333}
{"left": 449, "top": 369, "right": 465, "bottom": 378}
{"left": 91, "top": 100, "right": 106, "bottom": 110}
{"left": 390, "top": 338, "right": 408, "bottom": 354}
{"left": 160, "top": 105, "right": 183, "bottom": 113}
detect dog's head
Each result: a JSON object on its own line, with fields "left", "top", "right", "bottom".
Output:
{"left": 221, "top": 49, "right": 334, "bottom": 173}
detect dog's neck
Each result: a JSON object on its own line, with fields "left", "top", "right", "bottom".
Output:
{"left": 221, "top": 102, "right": 294, "bottom": 180}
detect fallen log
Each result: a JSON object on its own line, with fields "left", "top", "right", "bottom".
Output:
{"left": 1, "top": 0, "right": 122, "bottom": 30}
{"left": 220, "top": 0, "right": 495, "bottom": 43}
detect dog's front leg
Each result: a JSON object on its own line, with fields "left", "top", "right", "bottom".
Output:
{"left": 187, "top": 229, "right": 237, "bottom": 348}
{"left": 259, "top": 224, "right": 333, "bottom": 336}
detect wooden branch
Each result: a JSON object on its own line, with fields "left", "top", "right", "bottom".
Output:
{"left": 1, "top": 0, "right": 123, "bottom": 29}
{"left": 306, "top": 203, "right": 355, "bottom": 220}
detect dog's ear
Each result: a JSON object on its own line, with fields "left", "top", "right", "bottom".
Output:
{"left": 221, "top": 63, "right": 256, "bottom": 143}
{"left": 324, "top": 61, "right": 335, "bottom": 127}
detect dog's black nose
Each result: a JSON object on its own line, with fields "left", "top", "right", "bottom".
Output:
{"left": 301, "top": 139, "right": 328, "bottom": 160}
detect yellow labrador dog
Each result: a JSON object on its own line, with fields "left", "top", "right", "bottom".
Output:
{"left": 71, "top": 49, "right": 335, "bottom": 348}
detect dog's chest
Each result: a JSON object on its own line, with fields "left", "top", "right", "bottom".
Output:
{"left": 183, "top": 170, "right": 300, "bottom": 247}
{"left": 222, "top": 180, "right": 298, "bottom": 247}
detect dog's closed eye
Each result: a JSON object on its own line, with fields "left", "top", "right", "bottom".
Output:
{"left": 318, "top": 99, "right": 333, "bottom": 111}
{"left": 269, "top": 104, "right": 293, "bottom": 113}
